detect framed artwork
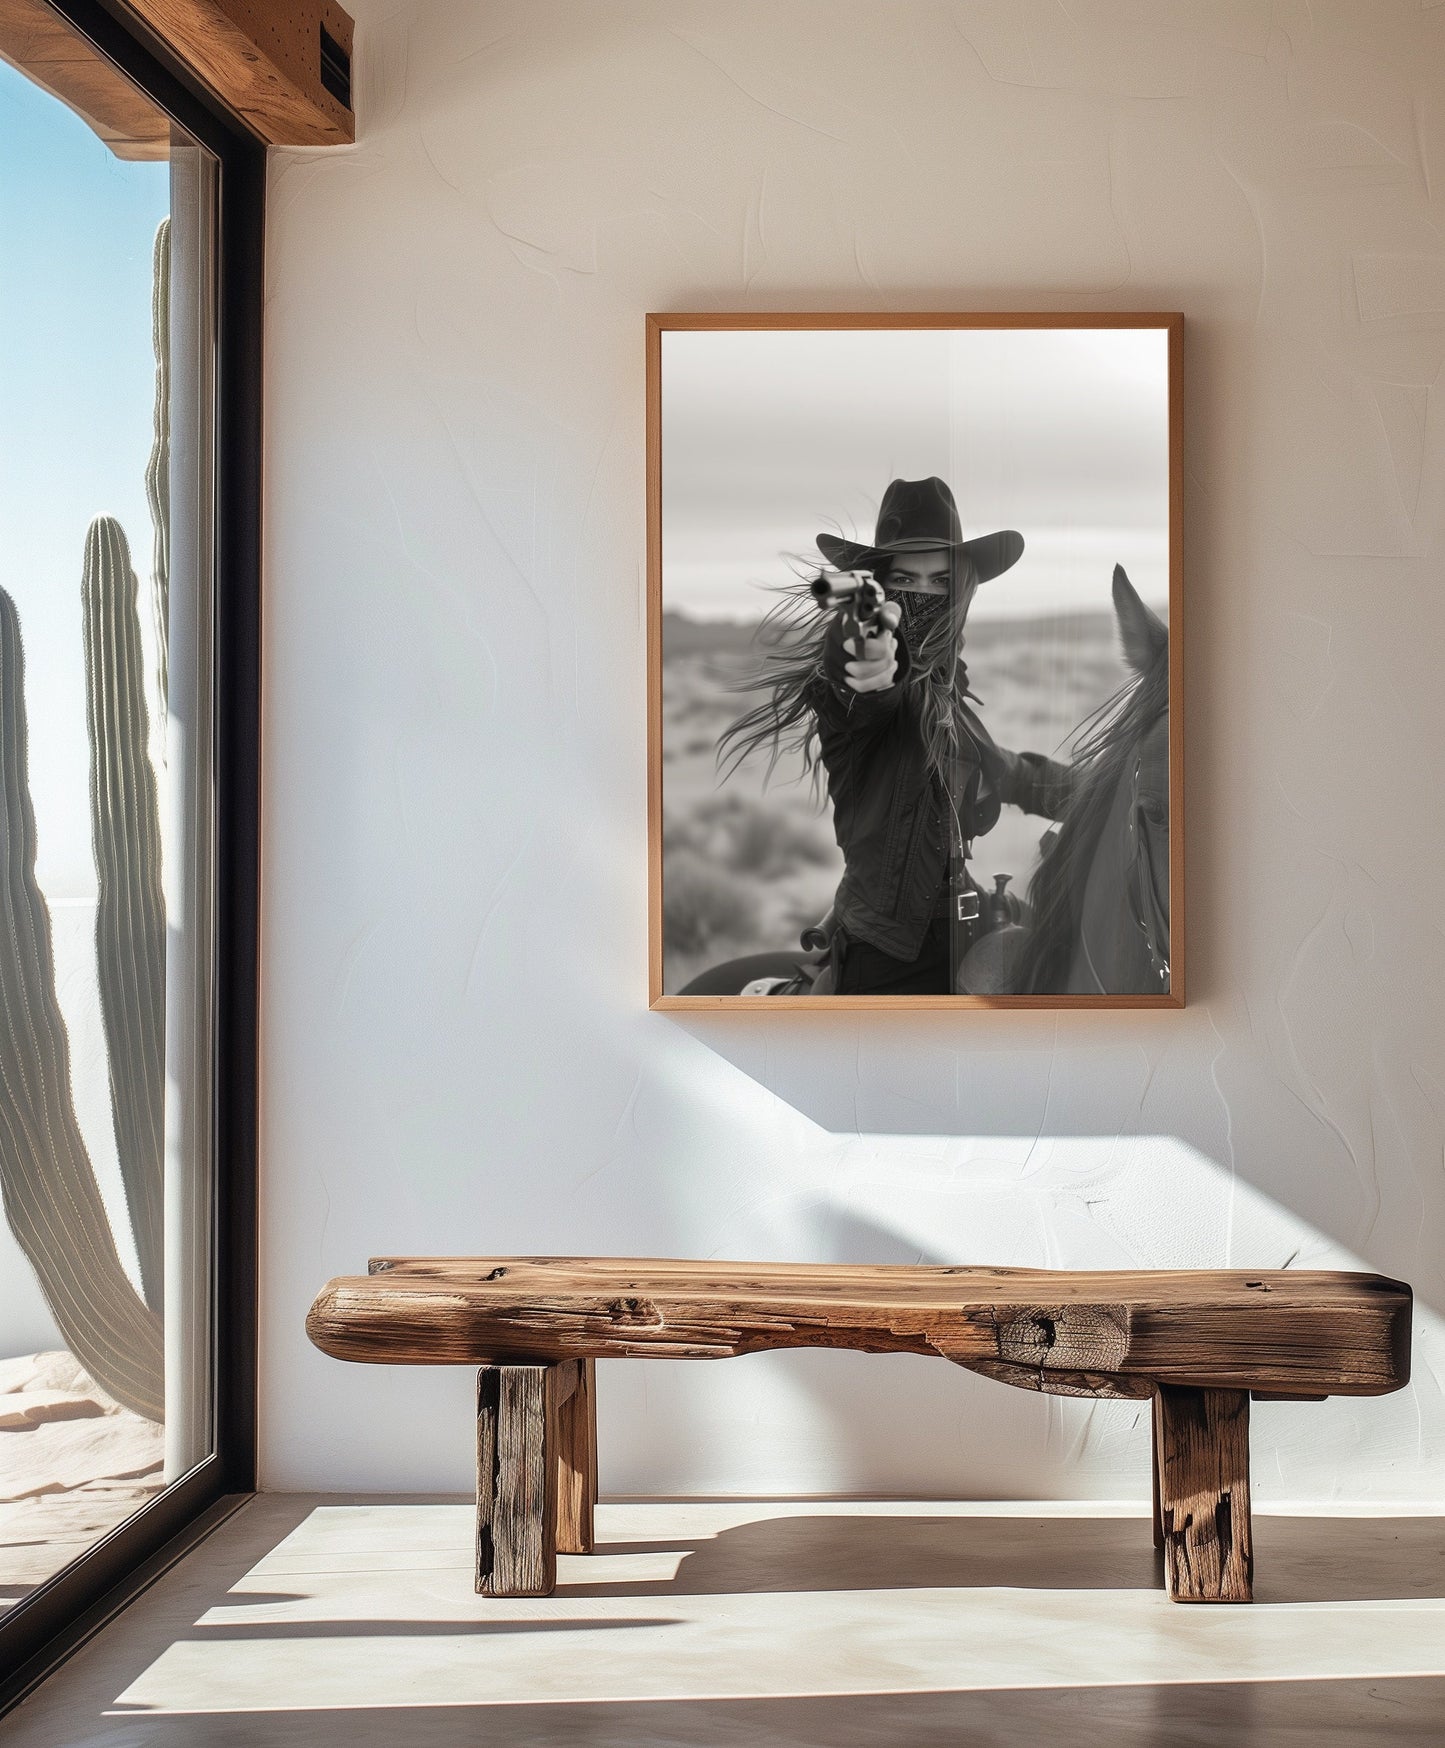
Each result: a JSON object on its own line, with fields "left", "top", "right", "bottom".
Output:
{"left": 647, "top": 313, "right": 1183, "bottom": 1010}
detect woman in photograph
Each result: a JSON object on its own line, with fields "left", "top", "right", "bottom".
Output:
{"left": 720, "top": 477, "right": 1070, "bottom": 996}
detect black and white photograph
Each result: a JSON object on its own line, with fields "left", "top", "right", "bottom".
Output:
{"left": 649, "top": 316, "right": 1180, "bottom": 1006}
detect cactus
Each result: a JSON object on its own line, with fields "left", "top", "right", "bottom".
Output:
{"left": 145, "top": 218, "right": 170, "bottom": 736}
{"left": 0, "top": 585, "right": 165, "bottom": 1421}
{"left": 83, "top": 516, "right": 166, "bottom": 1315}
{"left": 0, "top": 225, "right": 173, "bottom": 1419}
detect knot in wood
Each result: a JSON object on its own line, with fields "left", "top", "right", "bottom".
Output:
{"left": 606, "top": 1296, "right": 662, "bottom": 1326}
{"left": 995, "top": 1303, "right": 1130, "bottom": 1372}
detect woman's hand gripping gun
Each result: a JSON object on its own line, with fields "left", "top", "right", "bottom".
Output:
{"left": 810, "top": 571, "right": 902, "bottom": 695}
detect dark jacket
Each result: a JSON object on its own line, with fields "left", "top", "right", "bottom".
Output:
{"left": 811, "top": 618, "right": 1070, "bottom": 960}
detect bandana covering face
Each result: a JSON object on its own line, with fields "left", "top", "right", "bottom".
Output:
{"left": 889, "top": 587, "right": 949, "bottom": 645}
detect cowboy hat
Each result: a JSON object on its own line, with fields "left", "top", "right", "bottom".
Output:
{"left": 816, "top": 476, "right": 1023, "bottom": 583}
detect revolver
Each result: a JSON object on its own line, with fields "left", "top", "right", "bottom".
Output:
{"left": 810, "top": 570, "right": 890, "bottom": 647}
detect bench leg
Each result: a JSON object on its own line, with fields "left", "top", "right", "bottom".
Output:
{"left": 1150, "top": 1401, "right": 1163, "bottom": 1550}
{"left": 556, "top": 1357, "right": 597, "bottom": 1555}
{"left": 476, "top": 1362, "right": 570, "bottom": 1595}
{"left": 1153, "top": 1385, "right": 1253, "bottom": 1603}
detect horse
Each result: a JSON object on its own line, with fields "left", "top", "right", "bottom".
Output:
{"left": 675, "top": 565, "right": 1170, "bottom": 999}
{"left": 675, "top": 946, "right": 825, "bottom": 997}
{"left": 959, "top": 565, "right": 1170, "bottom": 996}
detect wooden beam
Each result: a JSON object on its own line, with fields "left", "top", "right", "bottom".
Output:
{"left": 0, "top": 0, "right": 171, "bottom": 159}
{"left": 1150, "top": 1406, "right": 1163, "bottom": 1551}
{"left": 556, "top": 1357, "right": 597, "bottom": 1555}
{"left": 1154, "top": 1385, "right": 1253, "bottom": 1603}
{"left": 119, "top": 0, "right": 355, "bottom": 146}
{"left": 476, "top": 1363, "right": 566, "bottom": 1597}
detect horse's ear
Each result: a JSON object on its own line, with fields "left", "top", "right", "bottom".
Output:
{"left": 1113, "top": 565, "right": 1167, "bottom": 675}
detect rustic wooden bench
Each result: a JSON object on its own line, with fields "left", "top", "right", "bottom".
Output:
{"left": 306, "top": 1257, "right": 1411, "bottom": 1605}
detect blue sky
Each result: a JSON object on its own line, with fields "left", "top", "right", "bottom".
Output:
{"left": 0, "top": 60, "right": 170, "bottom": 896}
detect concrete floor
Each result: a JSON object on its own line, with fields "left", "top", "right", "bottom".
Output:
{"left": 3, "top": 1497, "right": 1445, "bottom": 1745}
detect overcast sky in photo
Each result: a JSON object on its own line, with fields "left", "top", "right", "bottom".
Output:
{"left": 661, "top": 325, "right": 1170, "bottom": 623}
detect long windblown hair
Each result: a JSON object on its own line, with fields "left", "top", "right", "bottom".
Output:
{"left": 1012, "top": 643, "right": 1169, "bottom": 994}
{"left": 716, "top": 558, "right": 981, "bottom": 790}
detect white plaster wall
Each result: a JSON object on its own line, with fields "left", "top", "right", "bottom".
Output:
{"left": 260, "top": 0, "right": 1445, "bottom": 1500}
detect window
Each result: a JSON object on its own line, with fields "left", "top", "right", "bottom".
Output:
{"left": 0, "top": 0, "right": 260, "bottom": 1698}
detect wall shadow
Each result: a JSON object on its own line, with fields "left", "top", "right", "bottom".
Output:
{"left": 663, "top": 1009, "right": 1438, "bottom": 1315}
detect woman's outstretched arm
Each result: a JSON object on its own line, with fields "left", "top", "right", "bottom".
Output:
{"left": 997, "top": 748, "right": 1073, "bottom": 820}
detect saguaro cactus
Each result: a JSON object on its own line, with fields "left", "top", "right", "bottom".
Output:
{"left": 145, "top": 217, "right": 170, "bottom": 734}
{"left": 0, "top": 584, "right": 164, "bottom": 1421}
{"left": 83, "top": 516, "right": 166, "bottom": 1315}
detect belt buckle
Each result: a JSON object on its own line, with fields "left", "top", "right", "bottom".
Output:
{"left": 955, "top": 891, "right": 981, "bottom": 925}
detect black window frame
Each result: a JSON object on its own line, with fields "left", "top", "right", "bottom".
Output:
{"left": 0, "top": 0, "right": 261, "bottom": 1710}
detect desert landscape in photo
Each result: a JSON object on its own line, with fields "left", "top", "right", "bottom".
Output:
{"left": 660, "top": 606, "right": 1131, "bottom": 993}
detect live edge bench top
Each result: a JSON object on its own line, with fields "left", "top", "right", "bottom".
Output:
{"left": 306, "top": 1255, "right": 1412, "bottom": 1605}
{"left": 306, "top": 1256, "right": 1411, "bottom": 1401}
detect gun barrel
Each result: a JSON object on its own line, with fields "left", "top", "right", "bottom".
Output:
{"left": 811, "top": 572, "right": 882, "bottom": 610}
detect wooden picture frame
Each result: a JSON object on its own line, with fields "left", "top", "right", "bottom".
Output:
{"left": 647, "top": 312, "right": 1184, "bottom": 1011}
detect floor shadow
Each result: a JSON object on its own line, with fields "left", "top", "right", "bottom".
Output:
{"left": 7, "top": 1502, "right": 1445, "bottom": 1746}
{"left": 567, "top": 1513, "right": 1155, "bottom": 1596}
{"left": 1253, "top": 1515, "right": 1445, "bottom": 1605}
{"left": 182, "top": 1616, "right": 678, "bottom": 1640}
{"left": 28, "top": 1677, "right": 1445, "bottom": 1746}
{"left": 561, "top": 1512, "right": 1445, "bottom": 1605}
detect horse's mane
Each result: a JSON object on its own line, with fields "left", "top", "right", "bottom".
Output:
{"left": 1014, "top": 648, "right": 1169, "bottom": 995}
